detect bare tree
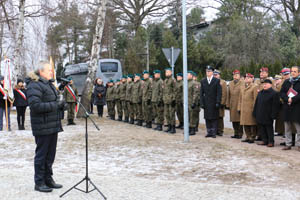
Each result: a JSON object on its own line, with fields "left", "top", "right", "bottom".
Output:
{"left": 77, "top": 0, "right": 107, "bottom": 118}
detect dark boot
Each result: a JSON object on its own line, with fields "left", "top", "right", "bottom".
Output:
{"left": 169, "top": 125, "right": 176, "bottom": 134}
{"left": 292, "top": 134, "right": 296, "bottom": 146}
{"left": 45, "top": 177, "right": 63, "bottom": 189}
{"left": 67, "top": 119, "right": 72, "bottom": 125}
{"left": 156, "top": 124, "right": 162, "bottom": 131}
{"left": 129, "top": 118, "right": 134, "bottom": 124}
{"left": 164, "top": 125, "right": 171, "bottom": 133}
{"left": 146, "top": 122, "right": 152, "bottom": 128}
{"left": 118, "top": 116, "right": 122, "bottom": 121}
{"left": 35, "top": 184, "right": 53, "bottom": 193}
{"left": 176, "top": 122, "right": 183, "bottom": 129}
{"left": 111, "top": 115, "right": 115, "bottom": 120}
{"left": 70, "top": 119, "right": 76, "bottom": 125}
{"left": 137, "top": 120, "right": 143, "bottom": 126}
{"left": 124, "top": 117, "right": 129, "bottom": 123}
{"left": 189, "top": 127, "right": 196, "bottom": 135}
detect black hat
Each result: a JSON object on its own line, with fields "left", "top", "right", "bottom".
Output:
{"left": 206, "top": 65, "right": 214, "bottom": 71}
{"left": 263, "top": 79, "right": 272, "bottom": 84}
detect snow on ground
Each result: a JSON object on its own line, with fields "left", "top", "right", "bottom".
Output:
{"left": 1, "top": 110, "right": 300, "bottom": 200}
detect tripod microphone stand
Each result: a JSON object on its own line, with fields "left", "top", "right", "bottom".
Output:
{"left": 60, "top": 94, "right": 106, "bottom": 199}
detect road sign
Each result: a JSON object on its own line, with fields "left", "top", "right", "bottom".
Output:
{"left": 162, "top": 47, "right": 181, "bottom": 77}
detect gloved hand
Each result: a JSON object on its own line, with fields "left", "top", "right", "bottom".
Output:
{"left": 171, "top": 100, "right": 176, "bottom": 108}
{"left": 216, "top": 103, "right": 220, "bottom": 109}
{"left": 191, "top": 103, "right": 196, "bottom": 109}
{"left": 147, "top": 99, "right": 151, "bottom": 105}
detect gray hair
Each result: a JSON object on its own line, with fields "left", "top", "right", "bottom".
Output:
{"left": 34, "top": 61, "right": 50, "bottom": 75}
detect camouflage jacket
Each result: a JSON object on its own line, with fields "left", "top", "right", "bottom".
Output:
{"left": 163, "top": 76, "right": 176, "bottom": 104}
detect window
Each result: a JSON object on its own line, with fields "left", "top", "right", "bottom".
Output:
{"left": 101, "top": 62, "right": 118, "bottom": 72}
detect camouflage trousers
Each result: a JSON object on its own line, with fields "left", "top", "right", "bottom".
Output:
{"left": 176, "top": 103, "right": 183, "bottom": 124}
{"left": 122, "top": 100, "right": 128, "bottom": 118}
{"left": 116, "top": 99, "right": 123, "bottom": 118}
{"left": 67, "top": 102, "right": 76, "bottom": 120}
{"left": 218, "top": 117, "right": 224, "bottom": 134}
{"left": 127, "top": 102, "right": 134, "bottom": 119}
{"left": 164, "top": 104, "right": 175, "bottom": 126}
{"left": 153, "top": 102, "right": 164, "bottom": 125}
{"left": 189, "top": 106, "right": 200, "bottom": 128}
{"left": 142, "top": 101, "right": 152, "bottom": 123}
{"left": 107, "top": 101, "right": 115, "bottom": 117}
{"left": 133, "top": 103, "right": 143, "bottom": 120}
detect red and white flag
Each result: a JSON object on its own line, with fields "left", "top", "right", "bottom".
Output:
{"left": 3, "top": 58, "right": 14, "bottom": 102}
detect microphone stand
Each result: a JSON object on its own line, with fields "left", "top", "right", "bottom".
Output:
{"left": 60, "top": 91, "right": 106, "bottom": 200}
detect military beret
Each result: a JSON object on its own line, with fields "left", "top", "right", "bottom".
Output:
{"left": 187, "top": 70, "right": 194, "bottom": 74}
{"left": 165, "top": 68, "right": 172, "bottom": 71}
{"left": 153, "top": 70, "right": 161, "bottom": 74}
{"left": 260, "top": 67, "right": 269, "bottom": 72}
{"left": 122, "top": 75, "right": 127, "bottom": 79}
{"left": 177, "top": 73, "right": 183, "bottom": 77}
{"left": 263, "top": 79, "right": 272, "bottom": 84}
{"left": 206, "top": 65, "right": 214, "bottom": 71}
{"left": 109, "top": 80, "right": 114, "bottom": 83}
{"left": 149, "top": 75, "right": 153, "bottom": 78}
{"left": 127, "top": 74, "right": 133, "bottom": 78}
{"left": 245, "top": 73, "right": 254, "bottom": 78}
{"left": 192, "top": 72, "right": 197, "bottom": 76}
{"left": 135, "top": 73, "right": 141, "bottom": 77}
{"left": 143, "top": 70, "right": 149, "bottom": 74}
{"left": 67, "top": 76, "right": 73, "bottom": 81}
{"left": 116, "top": 79, "right": 120, "bottom": 82}
{"left": 232, "top": 69, "right": 240, "bottom": 75}
{"left": 213, "top": 69, "right": 221, "bottom": 75}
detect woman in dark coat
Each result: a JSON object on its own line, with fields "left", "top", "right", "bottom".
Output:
{"left": 13, "top": 79, "right": 28, "bottom": 130}
{"left": 93, "top": 78, "right": 106, "bottom": 117}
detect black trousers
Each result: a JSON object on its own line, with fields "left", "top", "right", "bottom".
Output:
{"left": 258, "top": 123, "right": 274, "bottom": 145}
{"left": 34, "top": 133, "right": 58, "bottom": 185}
{"left": 16, "top": 106, "right": 26, "bottom": 127}
{"left": 205, "top": 119, "right": 218, "bottom": 136}
{"left": 97, "top": 105, "right": 104, "bottom": 117}
{"left": 90, "top": 103, "right": 94, "bottom": 113}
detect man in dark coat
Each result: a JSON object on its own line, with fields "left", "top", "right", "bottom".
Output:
{"left": 13, "top": 79, "right": 28, "bottom": 130}
{"left": 280, "top": 66, "right": 300, "bottom": 151}
{"left": 26, "top": 61, "right": 66, "bottom": 193}
{"left": 93, "top": 78, "right": 106, "bottom": 117}
{"left": 200, "top": 66, "right": 222, "bottom": 138}
{"left": 253, "top": 79, "right": 280, "bottom": 147}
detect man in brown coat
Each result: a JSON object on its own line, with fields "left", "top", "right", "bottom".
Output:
{"left": 214, "top": 70, "right": 227, "bottom": 136}
{"left": 238, "top": 73, "right": 258, "bottom": 143}
{"left": 227, "top": 69, "right": 243, "bottom": 139}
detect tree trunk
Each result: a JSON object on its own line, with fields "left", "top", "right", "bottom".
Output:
{"left": 77, "top": 0, "right": 107, "bottom": 118}
{"left": 14, "top": 0, "right": 26, "bottom": 83}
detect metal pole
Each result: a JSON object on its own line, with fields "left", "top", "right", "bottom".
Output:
{"left": 182, "top": 0, "right": 189, "bottom": 142}
{"left": 146, "top": 40, "right": 149, "bottom": 71}
{"left": 171, "top": 46, "right": 174, "bottom": 78}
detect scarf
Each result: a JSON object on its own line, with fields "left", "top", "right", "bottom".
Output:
{"left": 289, "top": 75, "right": 300, "bottom": 85}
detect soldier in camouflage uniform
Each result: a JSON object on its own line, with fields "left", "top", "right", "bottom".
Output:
{"left": 151, "top": 70, "right": 164, "bottom": 131}
{"left": 175, "top": 73, "right": 184, "bottom": 129}
{"left": 126, "top": 75, "right": 134, "bottom": 124}
{"left": 106, "top": 80, "right": 115, "bottom": 120}
{"left": 188, "top": 71, "right": 200, "bottom": 135}
{"left": 115, "top": 79, "right": 123, "bottom": 121}
{"left": 63, "top": 77, "right": 78, "bottom": 125}
{"left": 142, "top": 70, "right": 153, "bottom": 128}
{"left": 192, "top": 72, "right": 201, "bottom": 132}
{"left": 132, "top": 74, "right": 143, "bottom": 126}
{"left": 120, "top": 75, "right": 128, "bottom": 122}
{"left": 163, "top": 68, "right": 176, "bottom": 134}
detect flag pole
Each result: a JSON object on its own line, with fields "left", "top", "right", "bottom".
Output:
{"left": 5, "top": 98, "right": 8, "bottom": 131}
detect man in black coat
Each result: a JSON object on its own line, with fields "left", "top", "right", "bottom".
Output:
{"left": 26, "top": 61, "right": 66, "bottom": 193}
{"left": 280, "top": 66, "right": 300, "bottom": 151}
{"left": 200, "top": 66, "right": 222, "bottom": 138}
{"left": 93, "top": 78, "right": 106, "bottom": 117}
{"left": 253, "top": 79, "right": 280, "bottom": 147}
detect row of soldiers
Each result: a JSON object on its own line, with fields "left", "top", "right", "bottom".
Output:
{"left": 105, "top": 68, "right": 203, "bottom": 134}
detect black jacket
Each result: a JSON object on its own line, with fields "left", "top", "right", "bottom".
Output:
{"left": 13, "top": 88, "right": 28, "bottom": 107}
{"left": 280, "top": 79, "right": 300, "bottom": 123}
{"left": 0, "top": 84, "right": 12, "bottom": 108}
{"left": 253, "top": 88, "right": 280, "bottom": 125}
{"left": 200, "top": 77, "right": 222, "bottom": 120}
{"left": 26, "top": 72, "right": 63, "bottom": 136}
{"left": 93, "top": 84, "right": 106, "bottom": 105}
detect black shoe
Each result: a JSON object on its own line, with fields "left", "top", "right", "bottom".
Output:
{"left": 67, "top": 119, "right": 72, "bottom": 125}
{"left": 70, "top": 120, "right": 76, "bottom": 125}
{"left": 248, "top": 140, "right": 254, "bottom": 144}
{"left": 35, "top": 184, "right": 53, "bottom": 192}
{"left": 164, "top": 125, "right": 171, "bottom": 133}
{"left": 255, "top": 137, "right": 262, "bottom": 141}
{"left": 217, "top": 133, "right": 223, "bottom": 136}
{"left": 212, "top": 135, "right": 216, "bottom": 138}
{"left": 231, "top": 135, "right": 238, "bottom": 138}
{"left": 169, "top": 126, "right": 176, "bottom": 134}
{"left": 280, "top": 142, "right": 286, "bottom": 146}
{"left": 189, "top": 128, "right": 196, "bottom": 136}
{"left": 137, "top": 120, "right": 143, "bottom": 126}
{"left": 45, "top": 179, "right": 63, "bottom": 189}
{"left": 118, "top": 116, "right": 122, "bottom": 121}
{"left": 242, "top": 139, "right": 250, "bottom": 143}
{"left": 205, "top": 135, "right": 212, "bottom": 138}
{"left": 146, "top": 122, "right": 152, "bottom": 128}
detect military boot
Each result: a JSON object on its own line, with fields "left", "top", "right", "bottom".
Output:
{"left": 111, "top": 115, "right": 115, "bottom": 120}
{"left": 176, "top": 122, "right": 183, "bottom": 129}
{"left": 169, "top": 125, "right": 176, "bottom": 134}
{"left": 156, "top": 124, "right": 162, "bottom": 131}
{"left": 137, "top": 120, "right": 143, "bottom": 126}
{"left": 118, "top": 116, "right": 122, "bottom": 121}
{"left": 164, "top": 125, "right": 171, "bottom": 133}
{"left": 189, "top": 127, "right": 196, "bottom": 136}
{"left": 70, "top": 119, "right": 76, "bottom": 125}
{"left": 129, "top": 118, "right": 134, "bottom": 124}
{"left": 67, "top": 119, "right": 72, "bottom": 125}
{"left": 146, "top": 122, "right": 152, "bottom": 128}
{"left": 124, "top": 117, "right": 129, "bottom": 123}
